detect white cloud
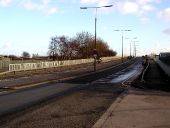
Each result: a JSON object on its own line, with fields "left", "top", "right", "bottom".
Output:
{"left": 97, "top": 0, "right": 111, "bottom": 6}
{"left": 80, "top": 0, "right": 111, "bottom": 6}
{"left": 112, "top": 0, "right": 161, "bottom": 24}
{"left": 0, "top": 0, "right": 13, "bottom": 7}
{"left": 141, "top": 4, "right": 154, "bottom": 12}
{"left": 140, "top": 17, "right": 149, "bottom": 23}
{"left": 80, "top": 0, "right": 161, "bottom": 23}
{"left": 23, "top": 1, "right": 37, "bottom": 10}
{"left": 138, "top": 0, "right": 163, "bottom": 4}
{"left": 22, "top": 0, "right": 58, "bottom": 15}
{"left": 137, "top": 0, "right": 154, "bottom": 5}
{"left": 42, "top": 0, "right": 50, "bottom": 5}
{"left": 0, "top": 0, "right": 58, "bottom": 15}
{"left": 117, "top": 1, "right": 139, "bottom": 15}
{"left": 158, "top": 8, "right": 170, "bottom": 21}
{"left": 80, "top": 0, "right": 157, "bottom": 17}
{"left": 163, "top": 28, "right": 170, "bottom": 36}
{"left": 1, "top": 41, "right": 12, "bottom": 49}
{"left": 116, "top": 0, "right": 156, "bottom": 15}
{"left": 80, "top": 0, "right": 98, "bottom": 4}
{"left": 46, "top": 7, "right": 57, "bottom": 15}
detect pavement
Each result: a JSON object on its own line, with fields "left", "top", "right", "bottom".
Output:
{"left": 93, "top": 88, "right": 170, "bottom": 128}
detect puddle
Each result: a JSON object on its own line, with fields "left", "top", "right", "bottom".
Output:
{"left": 110, "top": 70, "right": 138, "bottom": 83}
{"left": 92, "top": 62, "right": 143, "bottom": 84}
{"left": 109, "top": 64, "right": 143, "bottom": 84}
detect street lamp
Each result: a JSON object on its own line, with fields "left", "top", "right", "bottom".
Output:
{"left": 114, "top": 29, "right": 131, "bottom": 63}
{"left": 126, "top": 37, "right": 137, "bottom": 57}
{"left": 80, "top": 5, "right": 113, "bottom": 72}
{"left": 133, "top": 41, "right": 139, "bottom": 57}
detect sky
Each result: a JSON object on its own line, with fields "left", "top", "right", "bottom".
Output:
{"left": 0, "top": 0, "right": 170, "bottom": 57}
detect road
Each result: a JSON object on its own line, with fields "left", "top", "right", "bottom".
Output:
{"left": 0, "top": 58, "right": 143, "bottom": 128}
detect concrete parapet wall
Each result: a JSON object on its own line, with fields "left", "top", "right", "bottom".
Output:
{"left": 154, "top": 57, "right": 170, "bottom": 77}
{"left": 8, "top": 56, "right": 119, "bottom": 72}
{"left": 9, "top": 58, "right": 93, "bottom": 71}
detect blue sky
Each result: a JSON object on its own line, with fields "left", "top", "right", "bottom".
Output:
{"left": 0, "top": 0, "right": 170, "bottom": 56}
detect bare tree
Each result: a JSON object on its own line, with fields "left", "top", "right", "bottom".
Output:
{"left": 48, "top": 31, "right": 117, "bottom": 60}
{"left": 74, "top": 31, "right": 94, "bottom": 58}
{"left": 48, "top": 37, "right": 60, "bottom": 61}
{"left": 22, "top": 51, "right": 30, "bottom": 58}
{"left": 32, "top": 53, "right": 39, "bottom": 58}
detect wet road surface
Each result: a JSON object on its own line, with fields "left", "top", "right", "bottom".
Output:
{"left": 93, "top": 60, "right": 143, "bottom": 84}
{"left": 65, "top": 58, "right": 142, "bottom": 84}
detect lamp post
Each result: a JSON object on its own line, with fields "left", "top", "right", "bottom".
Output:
{"left": 80, "top": 5, "right": 113, "bottom": 72}
{"left": 126, "top": 37, "right": 137, "bottom": 57}
{"left": 133, "top": 41, "right": 139, "bottom": 57}
{"left": 114, "top": 29, "right": 131, "bottom": 63}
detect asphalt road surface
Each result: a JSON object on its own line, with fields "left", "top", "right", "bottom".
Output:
{"left": 0, "top": 58, "right": 143, "bottom": 128}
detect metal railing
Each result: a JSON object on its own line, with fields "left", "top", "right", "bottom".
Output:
{"left": 141, "top": 62, "right": 150, "bottom": 82}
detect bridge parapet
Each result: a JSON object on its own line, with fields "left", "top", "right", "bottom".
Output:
{"left": 154, "top": 56, "right": 170, "bottom": 77}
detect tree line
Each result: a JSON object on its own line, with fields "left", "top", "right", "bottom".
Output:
{"left": 2, "top": 31, "right": 117, "bottom": 60}
{"left": 48, "top": 31, "right": 117, "bottom": 60}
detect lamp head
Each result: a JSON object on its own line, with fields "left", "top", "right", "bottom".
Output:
{"left": 80, "top": 7, "right": 87, "bottom": 9}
